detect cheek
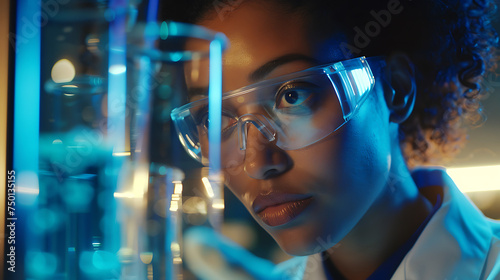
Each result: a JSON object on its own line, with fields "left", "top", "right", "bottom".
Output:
{"left": 222, "top": 165, "right": 254, "bottom": 206}
{"left": 327, "top": 115, "right": 392, "bottom": 226}
{"left": 292, "top": 115, "right": 391, "bottom": 241}
{"left": 330, "top": 93, "right": 393, "bottom": 196}
{"left": 291, "top": 121, "right": 391, "bottom": 192}
{"left": 333, "top": 109, "right": 392, "bottom": 198}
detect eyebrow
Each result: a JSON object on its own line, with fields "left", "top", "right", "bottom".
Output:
{"left": 188, "top": 54, "right": 319, "bottom": 100}
{"left": 249, "top": 53, "right": 319, "bottom": 82}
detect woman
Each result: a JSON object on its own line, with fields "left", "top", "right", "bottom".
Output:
{"left": 168, "top": 0, "right": 500, "bottom": 279}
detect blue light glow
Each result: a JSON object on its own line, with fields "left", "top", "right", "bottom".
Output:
{"left": 131, "top": 56, "right": 152, "bottom": 152}
{"left": 108, "top": 0, "right": 127, "bottom": 152}
{"left": 92, "top": 250, "right": 119, "bottom": 270}
{"left": 109, "top": 64, "right": 127, "bottom": 75}
{"left": 160, "top": 21, "right": 169, "bottom": 39}
{"left": 146, "top": 0, "right": 159, "bottom": 23}
{"left": 105, "top": 0, "right": 128, "bottom": 258}
{"left": 32, "top": 208, "right": 62, "bottom": 232}
{"left": 169, "top": 22, "right": 179, "bottom": 36}
{"left": 351, "top": 68, "right": 371, "bottom": 98}
{"left": 61, "top": 180, "right": 95, "bottom": 211}
{"left": 14, "top": 0, "right": 41, "bottom": 197}
{"left": 79, "top": 251, "right": 119, "bottom": 277}
{"left": 208, "top": 37, "right": 223, "bottom": 177}
{"left": 26, "top": 252, "right": 58, "bottom": 277}
{"left": 170, "top": 52, "right": 184, "bottom": 62}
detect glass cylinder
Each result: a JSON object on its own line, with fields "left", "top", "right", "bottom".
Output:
{"left": 34, "top": 1, "right": 136, "bottom": 279}
{"left": 116, "top": 20, "right": 227, "bottom": 280}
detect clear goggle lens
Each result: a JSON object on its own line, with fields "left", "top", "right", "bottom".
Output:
{"left": 171, "top": 56, "right": 382, "bottom": 168}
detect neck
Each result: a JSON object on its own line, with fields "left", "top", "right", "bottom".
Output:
{"left": 325, "top": 154, "right": 434, "bottom": 280}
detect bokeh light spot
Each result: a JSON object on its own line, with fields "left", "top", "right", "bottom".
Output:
{"left": 32, "top": 208, "right": 62, "bottom": 232}
{"left": 92, "top": 250, "right": 119, "bottom": 270}
{"left": 26, "top": 252, "right": 58, "bottom": 277}
{"left": 51, "top": 59, "right": 75, "bottom": 83}
{"left": 61, "top": 180, "right": 95, "bottom": 212}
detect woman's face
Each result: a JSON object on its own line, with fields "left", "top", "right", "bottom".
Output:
{"left": 200, "top": 2, "right": 394, "bottom": 256}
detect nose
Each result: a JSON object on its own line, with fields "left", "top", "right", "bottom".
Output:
{"left": 243, "top": 123, "right": 292, "bottom": 179}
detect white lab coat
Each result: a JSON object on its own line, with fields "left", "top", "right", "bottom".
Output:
{"left": 276, "top": 168, "right": 500, "bottom": 280}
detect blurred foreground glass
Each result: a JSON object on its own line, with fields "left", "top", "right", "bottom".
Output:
{"left": 118, "top": 20, "right": 227, "bottom": 279}
{"left": 34, "top": 2, "right": 134, "bottom": 279}
{"left": 30, "top": 1, "right": 225, "bottom": 279}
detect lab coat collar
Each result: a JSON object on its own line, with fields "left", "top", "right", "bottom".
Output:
{"left": 290, "top": 168, "right": 494, "bottom": 280}
{"left": 391, "top": 168, "right": 492, "bottom": 279}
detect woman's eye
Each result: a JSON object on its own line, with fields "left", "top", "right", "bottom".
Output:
{"left": 198, "top": 111, "right": 237, "bottom": 132}
{"left": 198, "top": 113, "right": 209, "bottom": 129}
{"left": 275, "top": 83, "right": 319, "bottom": 112}
{"left": 221, "top": 115, "right": 237, "bottom": 132}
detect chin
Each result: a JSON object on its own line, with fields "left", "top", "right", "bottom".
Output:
{"left": 268, "top": 225, "right": 342, "bottom": 257}
{"left": 276, "top": 237, "right": 340, "bottom": 257}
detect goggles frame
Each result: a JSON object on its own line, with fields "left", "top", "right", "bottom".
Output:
{"left": 171, "top": 56, "right": 385, "bottom": 164}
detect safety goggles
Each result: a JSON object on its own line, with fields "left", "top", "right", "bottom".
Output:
{"left": 171, "top": 56, "right": 384, "bottom": 168}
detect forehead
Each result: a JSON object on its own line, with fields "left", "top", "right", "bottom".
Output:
{"left": 198, "top": 2, "right": 347, "bottom": 92}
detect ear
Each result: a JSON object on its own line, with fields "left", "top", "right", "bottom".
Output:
{"left": 383, "top": 53, "right": 417, "bottom": 124}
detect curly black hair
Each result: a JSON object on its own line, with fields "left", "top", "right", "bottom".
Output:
{"left": 161, "top": 0, "right": 499, "bottom": 167}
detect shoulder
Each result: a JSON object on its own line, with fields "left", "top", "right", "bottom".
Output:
{"left": 393, "top": 167, "right": 500, "bottom": 279}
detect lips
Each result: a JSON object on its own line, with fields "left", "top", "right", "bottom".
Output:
{"left": 253, "top": 193, "right": 314, "bottom": 227}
